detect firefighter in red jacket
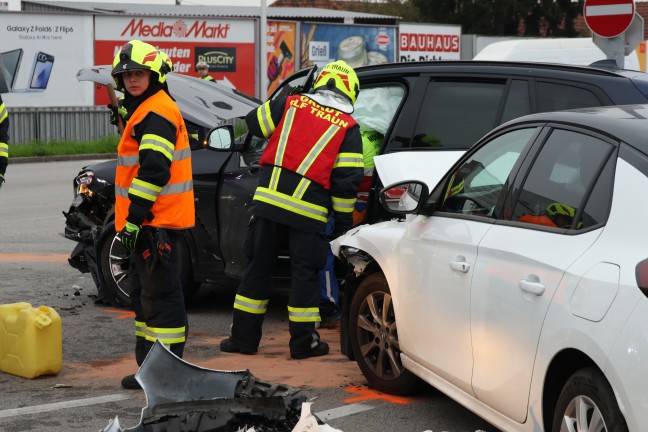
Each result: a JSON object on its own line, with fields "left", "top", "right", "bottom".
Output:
{"left": 110, "top": 40, "right": 195, "bottom": 389}
{"left": 0, "top": 94, "right": 9, "bottom": 189}
{"left": 220, "top": 60, "right": 363, "bottom": 359}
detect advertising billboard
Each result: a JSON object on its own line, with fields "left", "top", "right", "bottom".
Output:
{"left": 266, "top": 20, "right": 298, "bottom": 98}
{"left": 95, "top": 16, "right": 255, "bottom": 105}
{"left": 0, "top": 13, "right": 94, "bottom": 107}
{"left": 300, "top": 23, "right": 396, "bottom": 70}
{"left": 399, "top": 23, "right": 461, "bottom": 62}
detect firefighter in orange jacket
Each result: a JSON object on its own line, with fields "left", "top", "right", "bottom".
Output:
{"left": 220, "top": 60, "right": 363, "bottom": 359}
{"left": 110, "top": 40, "right": 195, "bottom": 389}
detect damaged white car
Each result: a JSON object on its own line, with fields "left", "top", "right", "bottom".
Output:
{"left": 333, "top": 105, "right": 648, "bottom": 432}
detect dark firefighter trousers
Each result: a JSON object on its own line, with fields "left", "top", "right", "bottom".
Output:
{"left": 129, "top": 227, "right": 188, "bottom": 365}
{"left": 231, "top": 215, "right": 329, "bottom": 356}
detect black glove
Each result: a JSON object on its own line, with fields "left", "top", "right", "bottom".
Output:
{"left": 328, "top": 225, "right": 350, "bottom": 241}
{"left": 153, "top": 229, "right": 172, "bottom": 266}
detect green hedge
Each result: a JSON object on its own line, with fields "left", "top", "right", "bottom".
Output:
{"left": 9, "top": 136, "right": 119, "bottom": 158}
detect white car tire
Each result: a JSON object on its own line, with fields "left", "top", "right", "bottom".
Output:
{"left": 552, "top": 367, "right": 628, "bottom": 432}
{"left": 349, "top": 272, "right": 422, "bottom": 395}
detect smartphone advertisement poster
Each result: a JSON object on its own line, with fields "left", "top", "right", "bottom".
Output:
{"left": 0, "top": 13, "right": 94, "bottom": 107}
{"left": 399, "top": 23, "right": 461, "bottom": 62}
{"left": 94, "top": 16, "right": 255, "bottom": 105}
{"left": 266, "top": 21, "right": 297, "bottom": 99}
{"left": 300, "top": 23, "right": 396, "bottom": 70}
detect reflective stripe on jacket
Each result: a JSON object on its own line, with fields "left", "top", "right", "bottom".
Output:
{"left": 115, "top": 91, "right": 194, "bottom": 231}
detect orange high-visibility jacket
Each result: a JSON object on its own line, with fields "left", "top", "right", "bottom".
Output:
{"left": 115, "top": 91, "right": 194, "bottom": 231}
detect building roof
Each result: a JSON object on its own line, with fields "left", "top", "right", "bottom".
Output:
{"left": 21, "top": 1, "right": 399, "bottom": 23}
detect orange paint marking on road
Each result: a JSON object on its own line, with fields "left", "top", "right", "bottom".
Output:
{"left": 0, "top": 253, "right": 69, "bottom": 262}
{"left": 343, "top": 385, "right": 413, "bottom": 405}
{"left": 104, "top": 309, "right": 135, "bottom": 319}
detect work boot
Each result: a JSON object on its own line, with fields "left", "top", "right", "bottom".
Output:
{"left": 121, "top": 374, "right": 142, "bottom": 390}
{"left": 219, "top": 337, "right": 257, "bottom": 354}
{"left": 291, "top": 341, "right": 330, "bottom": 359}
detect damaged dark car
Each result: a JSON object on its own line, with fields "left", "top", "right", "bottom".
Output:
{"left": 64, "top": 66, "right": 317, "bottom": 307}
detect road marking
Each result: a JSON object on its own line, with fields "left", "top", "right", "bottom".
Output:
{"left": 344, "top": 386, "right": 413, "bottom": 405}
{"left": 105, "top": 309, "right": 136, "bottom": 319}
{"left": 315, "top": 400, "right": 385, "bottom": 421}
{"left": 0, "top": 253, "right": 69, "bottom": 262}
{"left": 0, "top": 394, "right": 133, "bottom": 419}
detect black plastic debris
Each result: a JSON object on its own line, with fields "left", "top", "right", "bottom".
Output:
{"left": 102, "top": 340, "right": 307, "bottom": 432}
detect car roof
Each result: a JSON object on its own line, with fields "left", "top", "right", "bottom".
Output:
{"left": 354, "top": 59, "right": 648, "bottom": 80}
{"left": 497, "top": 104, "right": 648, "bottom": 152}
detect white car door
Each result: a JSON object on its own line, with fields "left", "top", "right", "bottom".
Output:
{"left": 395, "top": 128, "right": 539, "bottom": 394}
{"left": 470, "top": 128, "right": 615, "bottom": 423}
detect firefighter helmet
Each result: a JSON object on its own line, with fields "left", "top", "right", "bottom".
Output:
{"left": 546, "top": 202, "right": 575, "bottom": 218}
{"left": 158, "top": 50, "right": 173, "bottom": 74}
{"left": 111, "top": 40, "right": 167, "bottom": 90}
{"left": 312, "top": 60, "right": 360, "bottom": 105}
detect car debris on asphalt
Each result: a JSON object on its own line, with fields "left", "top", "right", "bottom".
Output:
{"left": 101, "top": 340, "right": 343, "bottom": 432}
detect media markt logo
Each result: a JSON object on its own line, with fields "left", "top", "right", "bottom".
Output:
{"left": 195, "top": 47, "right": 236, "bottom": 72}
{"left": 173, "top": 20, "right": 187, "bottom": 38}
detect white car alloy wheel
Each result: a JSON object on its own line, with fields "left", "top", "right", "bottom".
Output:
{"left": 553, "top": 368, "right": 628, "bottom": 432}
{"left": 349, "top": 273, "right": 421, "bottom": 395}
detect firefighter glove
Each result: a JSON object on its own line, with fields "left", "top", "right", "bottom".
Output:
{"left": 153, "top": 229, "right": 172, "bottom": 266}
{"left": 0, "top": 173, "right": 4, "bottom": 190}
{"left": 118, "top": 222, "right": 140, "bottom": 252}
{"left": 108, "top": 104, "right": 127, "bottom": 126}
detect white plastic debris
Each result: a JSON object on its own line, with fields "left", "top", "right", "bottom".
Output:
{"left": 291, "top": 402, "right": 344, "bottom": 432}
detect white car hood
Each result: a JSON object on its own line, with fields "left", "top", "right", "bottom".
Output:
{"left": 331, "top": 150, "right": 464, "bottom": 257}
{"left": 374, "top": 151, "right": 465, "bottom": 190}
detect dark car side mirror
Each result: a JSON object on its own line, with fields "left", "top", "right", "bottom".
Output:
{"left": 207, "top": 125, "right": 235, "bottom": 151}
{"left": 379, "top": 180, "right": 430, "bottom": 215}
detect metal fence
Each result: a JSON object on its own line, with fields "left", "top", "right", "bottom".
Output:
{"left": 8, "top": 106, "right": 116, "bottom": 144}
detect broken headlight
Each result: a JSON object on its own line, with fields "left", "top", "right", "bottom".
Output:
{"left": 75, "top": 170, "right": 95, "bottom": 197}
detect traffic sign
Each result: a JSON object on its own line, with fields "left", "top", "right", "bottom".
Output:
{"left": 584, "top": 0, "right": 635, "bottom": 38}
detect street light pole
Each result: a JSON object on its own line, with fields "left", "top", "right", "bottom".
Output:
{"left": 260, "top": 0, "right": 268, "bottom": 99}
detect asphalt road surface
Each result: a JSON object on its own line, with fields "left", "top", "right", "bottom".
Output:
{"left": 0, "top": 159, "right": 500, "bottom": 432}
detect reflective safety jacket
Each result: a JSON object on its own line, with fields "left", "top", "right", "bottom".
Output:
{"left": 115, "top": 90, "right": 194, "bottom": 231}
{"left": 0, "top": 95, "right": 8, "bottom": 176}
{"left": 245, "top": 94, "right": 363, "bottom": 233}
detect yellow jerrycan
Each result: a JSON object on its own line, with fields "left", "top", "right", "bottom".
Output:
{"left": 0, "top": 302, "right": 62, "bottom": 379}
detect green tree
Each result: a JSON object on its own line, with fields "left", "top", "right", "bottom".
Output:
{"left": 410, "top": 0, "right": 585, "bottom": 36}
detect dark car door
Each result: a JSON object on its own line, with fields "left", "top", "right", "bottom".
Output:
{"left": 216, "top": 67, "right": 319, "bottom": 279}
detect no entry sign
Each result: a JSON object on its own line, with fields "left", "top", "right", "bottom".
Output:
{"left": 584, "top": 0, "right": 635, "bottom": 38}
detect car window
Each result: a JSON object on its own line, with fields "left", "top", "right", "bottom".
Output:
{"left": 438, "top": 127, "right": 538, "bottom": 218}
{"left": 412, "top": 80, "right": 507, "bottom": 150}
{"left": 536, "top": 82, "right": 602, "bottom": 112}
{"left": 269, "top": 66, "right": 317, "bottom": 101}
{"left": 509, "top": 129, "right": 613, "bottom": 230}
{"left": 500, "top": 80, "right": 531, "bottom": 124}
